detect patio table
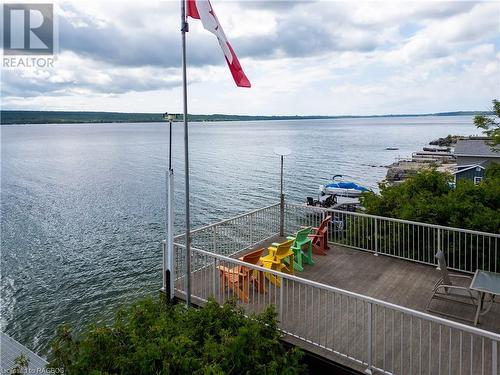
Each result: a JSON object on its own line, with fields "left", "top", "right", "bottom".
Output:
{"left": 469, "top": 269, "right": 500, "bottom": 326}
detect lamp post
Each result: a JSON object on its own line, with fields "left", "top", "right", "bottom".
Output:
{"left": 162, "top": 112, "right": 180, "bottom": 302}
{"left": 163, "top": 113, "right": 177, "bottom": 169}
{"left": 273, "top": 147, "right": 291, "bottom": 237}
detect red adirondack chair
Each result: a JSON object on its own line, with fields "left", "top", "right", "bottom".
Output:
{"left": 218, "top": 248, "right": 266, "bottom": 303}
{"left": 308, "top": 215, "right": 331, "bottom": 255}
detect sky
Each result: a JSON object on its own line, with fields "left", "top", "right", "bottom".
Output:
{"left": 1, "top": 0, "right": 499, "bottom": 115}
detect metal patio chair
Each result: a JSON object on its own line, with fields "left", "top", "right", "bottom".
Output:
{"left": 426, "top": 251, "right": 479, "bottom": 322}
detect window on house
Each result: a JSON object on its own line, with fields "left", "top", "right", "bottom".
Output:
{"left": 474, "top": 176, "right": 483, "bottom": 184}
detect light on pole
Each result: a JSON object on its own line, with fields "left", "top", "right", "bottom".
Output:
{"left": 162, "top": 112, "right": 180, "bottom": 302}
{"left": 163, "top": 112, "right": 178, "bottom": 169}
{"left": 273, "top": 147, "right": 291, "bottom": 237}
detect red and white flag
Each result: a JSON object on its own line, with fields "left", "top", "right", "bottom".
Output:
{"left": 187, "top": 0, "right": 251, "bottom": 88}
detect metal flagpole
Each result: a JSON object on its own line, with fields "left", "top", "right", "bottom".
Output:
{"left": 181, "top": 0, "right": 191, "bottom": 307}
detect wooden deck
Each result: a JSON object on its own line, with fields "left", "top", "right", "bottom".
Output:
{"left": 290, "top": 241, "right": 500, "bottom": 333}
{"left": 180, "top": 237, "right": 500, "bottom": 374}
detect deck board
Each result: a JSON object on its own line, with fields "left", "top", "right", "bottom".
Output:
{"left": 178, "top": 238, "right": 500, "bottom": 374}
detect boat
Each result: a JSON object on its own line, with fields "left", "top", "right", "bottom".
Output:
{"left": 306, "top": 193, "right": 363, "bottom": 212}
{"left": 386, "top": 147, "right": 399, "bottom": 150}
{"left": 320, "top": 175, "right": 370, "bottom": 198}
{"left": 306, "top": 175, "right": 370, "bottom": 211}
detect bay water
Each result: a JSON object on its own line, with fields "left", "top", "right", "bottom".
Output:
{"left": 0, "top": 116, "right": 478, "bottom": 354}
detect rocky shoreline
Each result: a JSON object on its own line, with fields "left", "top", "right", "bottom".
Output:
{"left": 385, "top": 135, "right": 462, "bottom": 184}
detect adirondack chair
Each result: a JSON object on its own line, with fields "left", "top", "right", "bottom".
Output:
{"left": 260, "top": 239, "right": 294, "bottom": 287}
{"left": 285, "top": 227, "right": 313, "bottom": 272}
{"left": 218, "top": 248, "right": 266, "bottom": 303}
{"left": 307, "top": 215, "right": 331, "bottom": 255}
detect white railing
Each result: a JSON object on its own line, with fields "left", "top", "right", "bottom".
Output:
{"left": 284, "top": 203, "right": 500, "bottom": 274}
{"left": 171, "top": 202, "right": 499, "bottom": 277}
{"left": 174, "top": 203, "right": 280, "bottom": 256}
{"left": 173, "top": 246, "right": 500, "bottom": 375}
{"left": 166, "top": 202, "right": 500, "bottom": 373}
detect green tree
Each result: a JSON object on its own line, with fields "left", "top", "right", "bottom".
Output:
{"left": 361, "top": 165, "right": 500, "bottom": 233}
{"left": 48, "top": 296, "right": 306, "bottom": 375}
{"left": 474, "top": 99, "right": 500, "bottom": 147}
{"left": 361, "top": 168, "right": 453, "bottom": 224}
{"left": 10, "top": 354, "right": 29, "bottom": 375}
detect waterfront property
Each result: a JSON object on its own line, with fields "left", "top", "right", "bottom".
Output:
{"left": 165, "top": 202, "right": 500, "bottom": 374}
{"left": 454, "top": 137, "right": 499, "bottom": 184}
{"left": 454, "top": 164, "right": 486, "bottom": 185}
{"left": 455, "top": 137, "right": 499, "bottom": 167}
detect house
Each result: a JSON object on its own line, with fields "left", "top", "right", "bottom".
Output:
{"left": 454, "top": 137, "right": 499, "bottom": 184}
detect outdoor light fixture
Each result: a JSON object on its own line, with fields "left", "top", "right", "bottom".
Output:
{"left": 163, "top": 112, "right": 181, "bottom": 121}
{"left": 163, "top": 111, "right": 181, "bottom": 303}
{"left": 273, "top": 147, "right": 291, "bottom": 237}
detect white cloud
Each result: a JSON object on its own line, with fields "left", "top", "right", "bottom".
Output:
{"left": 1, "top": 0, "right": 499, "bottom": 115}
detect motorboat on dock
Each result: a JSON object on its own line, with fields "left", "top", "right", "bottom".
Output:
{"left": 320, "top": 175, "right": 370, "bottom": 198}
{"left": 306, "top": 175, "right": 371, "bottom": 211}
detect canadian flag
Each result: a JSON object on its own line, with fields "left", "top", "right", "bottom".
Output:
{"left": 187, "top": 0, "right": 251, "bottom": 88}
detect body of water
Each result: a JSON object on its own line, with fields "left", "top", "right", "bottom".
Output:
{"left": 0, "top": 116, "right": 478, "bottom": 354}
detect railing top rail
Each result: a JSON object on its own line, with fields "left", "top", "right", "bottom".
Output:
{"left": 174, "top": 202, "right": 280, "bottom": 240}
{"left": 177, "top": 244, "right": 500, "bottom": 341}
{"left": 285, "top": 202, "right": 500, "bottom": 238}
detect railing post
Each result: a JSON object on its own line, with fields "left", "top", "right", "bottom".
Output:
{"left": 250, "top": 214, "right": 254, "bottom": 247}
{"left": 437, "top": 228, "right": 441, "bottom": 252}
{"left": 212, "top": 226, "right": 217, "bottom": 253}
{"left": 436, "top": 228, "right": 441, "bottom": 270}
{"left": 493, "top": 340, "right": 498, "bottom": 375}
{"left": 374, "top": 219, "right": 379, "bottom": 257}
{"left": 279, "top": 281, "right": 284, "bottom": 323}
{"left": 213, "top": 258, "right": 217, "bottom": 299}
{"left": 365, "top": 302, "right": 373, "bottom": 374}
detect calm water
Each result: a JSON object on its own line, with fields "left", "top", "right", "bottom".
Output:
{"left": 1, "top": 116, "right": 477, "bottom": 355}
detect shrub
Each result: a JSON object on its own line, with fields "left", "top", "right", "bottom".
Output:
{"left": 48, "top": 296, "right": 306, "bottom": 375}
{"left": 361, "top": 165, "right": 500, "bottom": 233}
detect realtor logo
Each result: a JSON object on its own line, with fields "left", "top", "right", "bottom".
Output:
{"left": 3, "top": 3, "right": 54, "bottom": 55}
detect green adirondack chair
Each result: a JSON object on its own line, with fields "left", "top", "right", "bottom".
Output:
{"left": 286, "top": 227, "right": 314, "bottom": 271}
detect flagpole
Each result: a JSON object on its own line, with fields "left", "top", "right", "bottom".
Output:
{"left": 181, "top": 0, "right": 191, "bottom": 307}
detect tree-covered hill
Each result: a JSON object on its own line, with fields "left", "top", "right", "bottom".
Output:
{"left": 0, "top": 110, "right": 491, "bottom": 125}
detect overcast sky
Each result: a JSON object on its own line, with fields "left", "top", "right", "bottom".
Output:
{"left": 2, "top": 0, "right": 499, "bottom": 115}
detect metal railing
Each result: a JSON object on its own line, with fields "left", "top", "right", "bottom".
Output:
{"left": 284, "top": 203, "right": 500, "bottom": 274}
{"left": 166, "top": 202, "right": 500, "bottom": 373}
{"left": 174, "top": 202, "right": 280, "bottom": 256}
{"left": 172, "top": 246, "right": 500, "bottom": 375}
{"left": 170, "top": 203, "right": 280, "bottom": 289}
{"left": 170, "top": 201, "right": 499, "bottom": 278}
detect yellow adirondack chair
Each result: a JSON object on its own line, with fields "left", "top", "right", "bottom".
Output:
{"left": 260, "top": 239, "right": 294, "bottom": 287}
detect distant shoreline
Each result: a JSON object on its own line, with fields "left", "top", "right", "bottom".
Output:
{"left": 0, "top": 110, "right": 489, "bottom": 125}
